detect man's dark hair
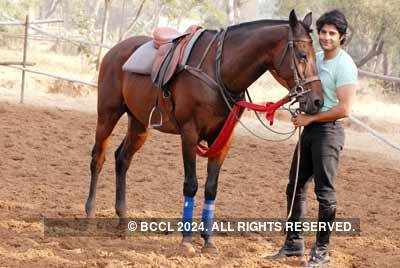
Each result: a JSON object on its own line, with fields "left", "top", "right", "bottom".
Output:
{"left": 316, "top": 9, "right": 348, "bottom": 45}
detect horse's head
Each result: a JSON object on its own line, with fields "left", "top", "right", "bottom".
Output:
{"left": 271, "top": 10, "right": 323, "bottom": 115}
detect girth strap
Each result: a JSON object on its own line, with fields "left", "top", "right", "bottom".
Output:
{"left": 184, "top": 65, "right": 220, "bottom": 92}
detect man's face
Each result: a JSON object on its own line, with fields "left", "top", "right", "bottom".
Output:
{"left": 318, "top": 24, "right": 343, "bottom": 51}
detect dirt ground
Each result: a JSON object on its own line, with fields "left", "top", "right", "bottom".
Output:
{"left": 0, "top": 101, "right": 399, "bottom": 267}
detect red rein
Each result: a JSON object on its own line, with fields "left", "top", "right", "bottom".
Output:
{"left": 196, "top": 96, "right": 290, "bottom": 157}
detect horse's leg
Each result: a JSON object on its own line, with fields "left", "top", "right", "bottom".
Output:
{"left": 86, "top": 108, "right": 125, "bottom": 218}
{"left": 115, "top": 115, "right": 148, "bottom": 221}
{"left": 201, "top": 138, "right": 232, "bottom": 254}
{"left": 180, "top": 124, "right": 199, "bottom": 257}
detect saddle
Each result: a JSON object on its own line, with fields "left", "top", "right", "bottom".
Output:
{"left": 122, "top": 25, "right": 205, "bottom": 128}
{"left": 123, "top": 25, "right": 204, "bottom": 90}
{"left": 151, "top": 25, "right": 203, "bottom": 89}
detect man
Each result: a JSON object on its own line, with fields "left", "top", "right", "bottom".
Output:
{"left": 268, "top": 10, "right": 358, "bottom": 267}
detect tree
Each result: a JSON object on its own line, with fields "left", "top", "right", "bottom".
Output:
{"left": 96, "top": 0, "right": 111, "bottom": 70}
{"left": 355, "top": 24, "right": 385, "bottom": 68}
{"left": 41, "top": 0, "right": 61, "bottom": 19}
{"left": 228, "top": 0, "right": 239, "bottom": 25}
{"left": 119, "top": 0, "right": 146, "bottom": 41}
{"left": 278, "top": 0, "right": 400, "bottom": 77}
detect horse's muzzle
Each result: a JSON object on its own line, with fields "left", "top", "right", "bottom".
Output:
{"left": 298, "top": 92, "right": 323, "bottom": 115}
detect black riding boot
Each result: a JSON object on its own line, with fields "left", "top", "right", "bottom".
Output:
{"left": 267, "top": 196, "right": 306, "bottom": 259}
{"left": 307, "top": 204, "right": 336, "bottom": 267}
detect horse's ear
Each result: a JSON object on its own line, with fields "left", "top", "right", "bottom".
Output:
{"left": 303, "top": 12, "right": 312, "bottom": 29}
{"left": 289, "top": 9, "right": 298, "bottom": 28}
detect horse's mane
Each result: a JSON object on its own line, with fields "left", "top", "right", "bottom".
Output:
{"left": 229, "top": 19, "right": 288, "bottom": 30}
{"left": 228, "top": 19, "right": 313, "bottom": 33}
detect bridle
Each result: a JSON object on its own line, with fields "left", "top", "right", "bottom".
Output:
{"left": 276, "top": 25, "right": 321, "bottom": 100}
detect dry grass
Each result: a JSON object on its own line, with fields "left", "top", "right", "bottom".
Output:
{"left": 47, "top": 80, "right": 92, "bottom": 97}
{"left": 0, "top": 42, "right": 97, "bottom": 94}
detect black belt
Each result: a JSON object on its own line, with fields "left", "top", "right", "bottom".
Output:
{"left": 307, "top": 120, "right": 342, "bottom": 127}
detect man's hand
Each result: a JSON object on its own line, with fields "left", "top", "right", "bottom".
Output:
{"left": 291, "top": 114, "right": 315, "bottom": 127}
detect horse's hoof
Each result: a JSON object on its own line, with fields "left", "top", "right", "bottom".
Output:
{"left": 201, "top": 242, "right": 218, "bottom": 255}
{"left": 180, "top": 242, "right": 196, "bottom": 257}
{"left": 85, "top": 203, "right": 95, "bottom": 218}
{"left": 85, "top": 209, "right": 95, "bottom": 218}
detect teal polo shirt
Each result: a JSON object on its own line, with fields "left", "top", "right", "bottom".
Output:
{"left": 316, "top": 49, "right": 358, "bottom": 112}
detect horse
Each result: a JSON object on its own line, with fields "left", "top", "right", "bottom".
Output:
{"left": 85, "top": 10, "right": 323, "bottom": 255}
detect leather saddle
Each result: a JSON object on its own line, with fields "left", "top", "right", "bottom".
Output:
{"left": 122, "top": 25, "right": 204, "bottom": 90}
{"left": 151, "top": 25, "right": 202, "bottom": 90}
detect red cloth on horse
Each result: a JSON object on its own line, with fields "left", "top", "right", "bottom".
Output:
{"left": 196, "top": 104, "right": 244, "bottom": 158}
{"left": 196, "top": 97, "right": 289, "bottom": 157}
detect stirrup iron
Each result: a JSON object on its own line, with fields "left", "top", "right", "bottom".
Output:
{"left": 148, "top": 103, "right": 163, "bottom": 128}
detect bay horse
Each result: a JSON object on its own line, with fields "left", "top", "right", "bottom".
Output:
{"left": 85, "top": 10, "right": 323, "bottom": 255}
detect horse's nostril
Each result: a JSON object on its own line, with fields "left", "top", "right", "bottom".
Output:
{"left": 314, "top": 99, "right": 321, "bottom": 107}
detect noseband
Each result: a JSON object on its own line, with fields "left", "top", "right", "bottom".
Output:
{"left": 277, "top": 25, "right": 321, "bottom": 100}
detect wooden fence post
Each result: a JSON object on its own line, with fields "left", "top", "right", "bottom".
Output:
{"left": 20, "top": 15, "right": 29, "bottom": 104}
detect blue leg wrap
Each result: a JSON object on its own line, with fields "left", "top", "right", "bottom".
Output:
{"left": 201, "top": 199, "right": 215, "bottom": 237}
{"left": 182, "top": 196, "right": 194, "bottom": 235}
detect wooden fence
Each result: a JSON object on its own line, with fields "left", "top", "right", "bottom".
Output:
{"left": 0, "top": 16, "right": 105, "bottom": 103}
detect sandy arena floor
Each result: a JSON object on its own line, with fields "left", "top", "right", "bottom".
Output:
{"left": 0, "top": 100, "right": 399, "bottom": 267}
